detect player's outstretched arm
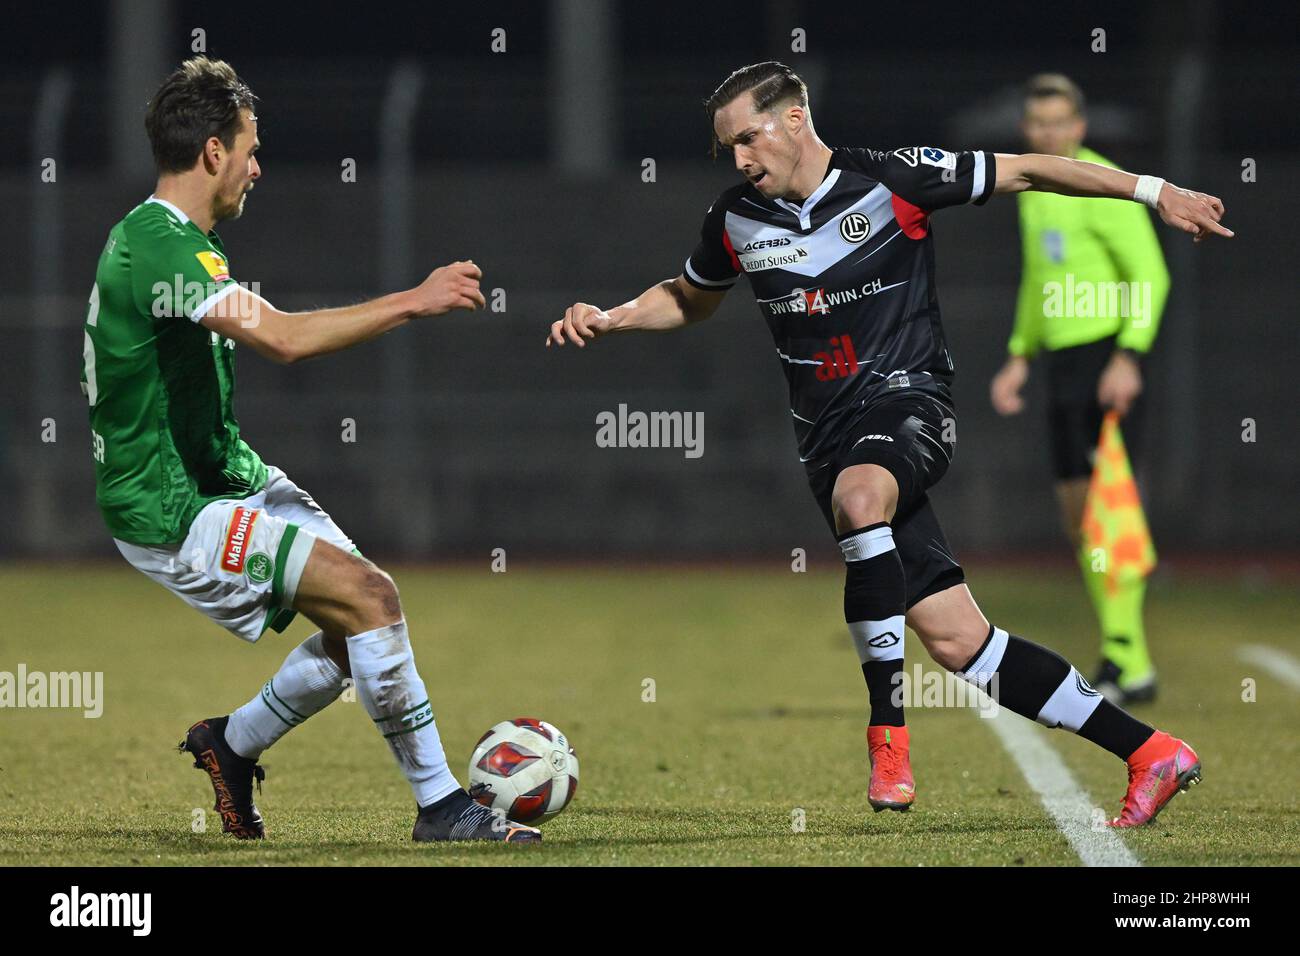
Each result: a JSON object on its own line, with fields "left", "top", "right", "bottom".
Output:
{"left": 993, "top": 153, "right": 1233, "bottom": 243}
{"left": 199, "top": 260, "right": 486, "bottom": 364}
{"left": 546, "top": 275, "right": 725, "bottom": 348}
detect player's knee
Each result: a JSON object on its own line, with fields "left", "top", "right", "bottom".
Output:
{"left": 833, "top": 487, "right": 890, "bottom": 530}
{"left": 352, "top": 564, "right": 402, "bottom": 630}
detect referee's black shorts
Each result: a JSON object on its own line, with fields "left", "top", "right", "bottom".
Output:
{"left": 1045, "top": 336, "right": 1145, "bottom": 480}
{"left": 807, "top": 391, "right": 965, "bottom": 609}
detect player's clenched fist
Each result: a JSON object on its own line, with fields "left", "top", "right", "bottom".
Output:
{"left": 413, "top": 260, "right": 486, "bottom": 315}
{"left": 546, "top": 302, "right": 614, "bottom": 347}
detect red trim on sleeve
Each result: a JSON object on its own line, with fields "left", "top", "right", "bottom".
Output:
{"left": 721, "top": 229, "right": 741, "bottom": 272}
{"left": 891, "top": 193, "right": 929, "bottom": 239}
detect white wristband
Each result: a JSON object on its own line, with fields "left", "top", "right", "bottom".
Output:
{"left": 1133, "top": 175, "right": 1165, "bottom": 208}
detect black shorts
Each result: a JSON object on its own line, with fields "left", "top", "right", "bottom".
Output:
{"left": 808, "top": 391, "right": 965, "bottom": 608}
{"left": 1045, "top": 336, "right": 1144, "bottom": 480}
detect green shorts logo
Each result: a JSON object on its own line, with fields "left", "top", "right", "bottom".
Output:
{"left": 246, "top": 552, "right": 274, "bottom": 584}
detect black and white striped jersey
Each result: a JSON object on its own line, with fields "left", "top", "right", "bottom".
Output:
{"left": 683, "top": 145, "right": 997, "bottom": 468}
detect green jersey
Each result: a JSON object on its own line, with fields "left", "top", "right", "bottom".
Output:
{"left": 81, "top": 197, "right": 267, "bottom": 546}
{"left": 1008, "top": 147, "right": 1171, "bottom": 359}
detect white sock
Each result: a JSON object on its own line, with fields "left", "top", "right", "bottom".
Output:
{"left": 225, "top": 631, "right": 346, "bottom": 759}
{"left": 346, "top": 619, "right": 460, "bottom": 807}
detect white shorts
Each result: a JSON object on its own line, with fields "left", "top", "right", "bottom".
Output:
{"left": 115, "top": 466, "right": 356, "bottom": 643}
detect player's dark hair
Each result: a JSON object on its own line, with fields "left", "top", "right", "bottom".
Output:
{"left": 1024, "top": 73, "right": 1086, "bottom": 117}
{"left": 705, "top": 61, "right": 809, "bottom": 156}
{"left": 145, "top": 56, "right": 258, "bottom": 173}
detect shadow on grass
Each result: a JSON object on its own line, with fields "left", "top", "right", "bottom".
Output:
{"left": 718, "top": 706, "right": 855, "bottom": 720}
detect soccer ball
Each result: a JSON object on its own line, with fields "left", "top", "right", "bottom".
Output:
{"left": 467, "top": 718, "right": 579, "bottom": 824}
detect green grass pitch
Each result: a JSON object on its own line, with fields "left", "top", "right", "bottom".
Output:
{"left": 1, "top": 562, "right": 1296, "bottom": 866}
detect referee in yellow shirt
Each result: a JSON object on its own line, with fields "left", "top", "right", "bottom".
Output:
{"left": 990, "top": 74, "right": 1170, "bottom": 705}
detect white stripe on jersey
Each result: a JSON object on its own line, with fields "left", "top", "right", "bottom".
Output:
{"left": 775, "top": 348, "right": 823, "bottom": 366}
{"left": 969, "top": 151, "right": 987, "bottom": 203}
{"left": 758, "top": 278, "right": 908, "bottom": 304}
{"left": 145, "top": 195, "right": 191, "bottom": 224}
{"left": 852, "top": 225, "right": 906, "bottom": 265}
{"left": 725, "top": 182, "right": 894, "bottom": 279}
{"left": 190, "top": 281, "right": 240, "bottom": 324}
{"left": 683, "top": 258, "right": 735, "bottom": 288}
{"left": 774, "top": 169, "right": 843, "bottom": 230}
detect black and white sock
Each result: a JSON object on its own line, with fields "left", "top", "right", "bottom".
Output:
{"left": 957, "top": 626, "right": 1154, "bottom": 759}
{"left": 839, "top": 522, "right": 906, "bottom": 727}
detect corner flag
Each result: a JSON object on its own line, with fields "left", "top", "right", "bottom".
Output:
{"left": 1080, "top": 411, "right": 1156, "bottom": 587}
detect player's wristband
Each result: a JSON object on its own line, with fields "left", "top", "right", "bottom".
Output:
{"left": 1133, "top": 175, "right": 1165, "bottom": 209}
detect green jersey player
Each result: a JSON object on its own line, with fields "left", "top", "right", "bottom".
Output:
{"left": 82, "top": 56, "right": 539, "bottom": 843}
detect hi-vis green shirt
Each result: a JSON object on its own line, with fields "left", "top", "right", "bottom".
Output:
{"left": 1008, "top": 147, "right": 1170, "bottom": 359}
{"left": 81, "top": 197, "right": 267, "bottom": 545}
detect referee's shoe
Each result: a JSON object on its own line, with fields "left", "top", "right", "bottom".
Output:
{"left": 1092, "top": 658, "right": 1158, "bottom": 706}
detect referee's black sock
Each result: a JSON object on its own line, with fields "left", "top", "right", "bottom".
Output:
{"left": 957, "top": 626, "right": 1154, "bottom": 760}
{"left": 839, "top": 522, "right": 907, "bottom": 728}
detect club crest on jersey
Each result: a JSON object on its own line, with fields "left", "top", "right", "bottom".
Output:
{"left": 813, "top": 335, "right": 859, "bottom": 382}
{"left": 195, "top": 250, "right": 230, "bottom": 282}
{"left": 245, "top": 552, "right": 273, "bottom": 584}
{"left": 221, "top": 507, "right": 259, "bottom": 573}
{"left": 839, "top": 212, "right": 871, "bottom": 243}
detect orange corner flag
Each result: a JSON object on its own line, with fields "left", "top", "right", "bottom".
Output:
{"left": 1080, "top": 411, "right": 1156, "bottom": 590}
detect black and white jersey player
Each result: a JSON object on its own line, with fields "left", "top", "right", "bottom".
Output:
{"left": 684, "top": 143, "right": 994, "bottom": 473}
{"left": 548, "top": 61, "right": 1228, "bottom": 827}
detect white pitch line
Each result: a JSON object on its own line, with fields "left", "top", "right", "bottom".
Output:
{"left": 983, "top": 710, "right": 1140, "bottom": 867}
{"left": 1237, "top": 644, "right": 1300, "bottom": 692}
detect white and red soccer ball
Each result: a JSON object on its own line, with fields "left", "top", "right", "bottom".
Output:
{"left": 467, "top": 718, "right": 579, "bottom": 824}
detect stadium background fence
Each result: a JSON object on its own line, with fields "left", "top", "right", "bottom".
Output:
{"left": 1, "top": 0, "right": 1295, "bottom": 560}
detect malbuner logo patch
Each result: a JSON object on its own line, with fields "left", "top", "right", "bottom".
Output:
{"left": 221, "top": 507, "right": 259, "bottom": 573}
